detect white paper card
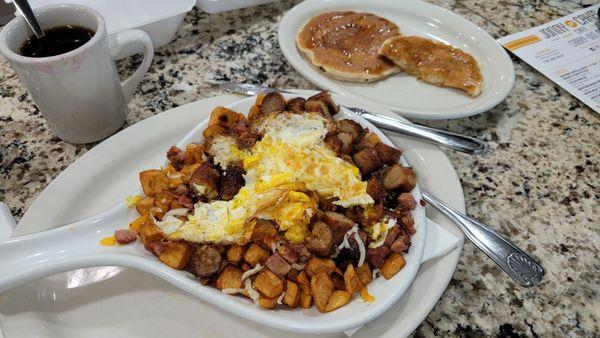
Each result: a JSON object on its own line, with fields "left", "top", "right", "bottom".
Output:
{"left": 497, "top": 4, "right": 600, "bottom": 113}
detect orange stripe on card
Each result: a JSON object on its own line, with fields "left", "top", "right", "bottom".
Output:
{"left": 503, "top": 35, "right": 542, "bottom": 51}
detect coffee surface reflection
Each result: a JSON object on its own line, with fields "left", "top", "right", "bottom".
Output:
{"left": 19, "top": 24, "right": 95, "bottom": 57}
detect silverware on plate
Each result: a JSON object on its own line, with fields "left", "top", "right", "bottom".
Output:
{"left": 210, "top": 81, "right": 544, "bottom": 286}
{"left": 211, "top": 81, "right": 488, "bottom": 155}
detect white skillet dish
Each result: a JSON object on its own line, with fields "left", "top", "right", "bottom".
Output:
{"left": 278, "top": 0, "right": 515, "bottom": 119}
{"left": 0, "top": 96, "right": 464, "bottom": 337}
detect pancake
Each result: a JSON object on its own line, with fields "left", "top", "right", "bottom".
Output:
{"left": 297, "top": 11, "right": 401, "bottom": 82}
{"left": 378, "top": 36, "right": 483, "bottom": 96}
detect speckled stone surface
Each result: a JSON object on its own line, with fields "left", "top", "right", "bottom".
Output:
{"left": 0, "top": 0, "right": 598, "bottom": 336}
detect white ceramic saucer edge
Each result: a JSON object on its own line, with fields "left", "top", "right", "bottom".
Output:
{"left": 2, "top": 92, "right": 465, "bottom": 338}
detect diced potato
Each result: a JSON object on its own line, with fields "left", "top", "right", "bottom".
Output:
{"left": 299, "top": 290, "right": 312, "bottom": 309}
{"left": 306, "top": 256, "right": 336, "bottom": 277}
{"left": 181, "top": 163, "right": 202, "bottom": 183}
{"left": 283, "top": 280, "right": 300, "bottom": 308}
{"left": 184, "top": 143, "right": 204, "bottom": 165}
{"left": 253, "top": 269, "right": 284, "bottom": 298}
{"left": 344, "top": 264, "right": 363, "bottom": 294}
{"left": 140, "top": 223, "right": 162, "bottom": 244}
{"left": 259, "top": 295, "right": 278, "bottom": 309}
{"left": 208, "top": 106, "right": 241, "bottom": 128}
{"left": 216, "top": 265, "right": 243, "bottom": 290}
{"left": 244, "top": 243, "right": 270, "bottom": 267}
{"left": 310, "top": 272, "right": 334, "bottom": 313}
{"left": 325, "top": 290, "right": 352, "bottom": 312}
{"left": 380, "top": 252, "right": 406, "bottom": 279}
{"left": 365, "top": 132, "right": 380, "bottom": 146}
{"left": 226, "top": 244, "right": 245, "bottom": 263}
{"left": 139, "top": 170, "right": 170, "bottom": 196}
{"left": 255, "top": 92, "right": 266, "bottom": 106}
{"left": 135, "top": 196, "right": 155, "bottom": 215}
{"left": 296, "top": 270, "right": 311, "bottom": 295}
{"left": 355, "top": 263, "right": 373, "bottom": 286}
{"left": 203, "top": 124, "right": 227, "bottom": 138}
{"left": 158, "top": 242, "right": 193, "bottom": 270}
{"left": 129, "top": 214, "right": 149, "bottom": 233}
{"left": 248, "top": 105, "right": 261, "bottom": 119}
{"left": 154, "top": 192, "right": 174, "bottom": 214}
{"left": 251, "top": 220, "right": 277, "bottom": 242}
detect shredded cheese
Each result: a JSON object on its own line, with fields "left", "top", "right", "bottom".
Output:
{"left": 244, "top": 278, "right": 260, "bottom": 305}
{"left": 332, "top": 224, "right": 359, "bottom": 258}
{"left": 167, "top": 172, "right": 183, "bottom": 179}
{"left": 241, "top": 263, "right": 263, "bottom": 281}
{"left": 354, "top": 232, "right": 366, "bottom": 267}
{"left": 276, "top": 291, "right": 286, "bottom": 305}
{"left": 360, "top": 287, "right": 375, "bottom": 303}
{"left": 291, "top": 262, "right": 306, "bottom": 270}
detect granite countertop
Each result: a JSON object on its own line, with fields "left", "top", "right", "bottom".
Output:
{"left": 0, "top": 0, "right": 598, "bottom": 336}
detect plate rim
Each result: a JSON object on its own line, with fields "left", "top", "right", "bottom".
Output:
{"left": 278, "top": 0, "right": 515, "bottom": 119}
{"left": 5, "top": 92, "right": 465, "bottom": 337}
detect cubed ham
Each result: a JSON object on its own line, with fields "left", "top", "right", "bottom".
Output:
{"left": 265, "top": 253, "right": 291, "bottom": 276}
{"left": 114, "top": 229, "right": 137, "bottom": 244}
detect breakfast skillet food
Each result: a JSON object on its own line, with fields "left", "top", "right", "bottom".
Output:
{"left": 114, "top": 91, "right": 418, "bottom": 312}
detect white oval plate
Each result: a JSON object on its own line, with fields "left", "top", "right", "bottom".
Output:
{"left": 278, "top": 0, "right": 515, "bottom": 119}
{"left": 2, "top": 92, "right": 464, "bottom": 337}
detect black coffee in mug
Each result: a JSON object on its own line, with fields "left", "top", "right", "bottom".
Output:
{"left": 19, "top": 24, "right": 95, "bottom": 58}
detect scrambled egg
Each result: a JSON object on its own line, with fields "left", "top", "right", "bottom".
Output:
{"left": 155, "top": 112, "right": 374, "bottom": 244}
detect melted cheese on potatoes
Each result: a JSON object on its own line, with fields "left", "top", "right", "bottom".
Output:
{"left": 155, "top": 112, "right": 374, "bottom": 244}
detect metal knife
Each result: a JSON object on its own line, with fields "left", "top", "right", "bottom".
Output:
{"left": 212, "top": 81, "right": 488, "bottom": 155}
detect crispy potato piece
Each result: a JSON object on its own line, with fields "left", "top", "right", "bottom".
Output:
{"left": 216, "top": 265, "right": 243, "bottom": 290}
{"left": 254, "top": 269, "right": 284, "bottom": 298}
{"left": 255, "top": 92, "right": 267, "bottom": 106}
{"left": 283, "top": 280, "right": 300, "bottom": 308}
{"left": 209, "top": 106, "right": 241, "bottom": 128}
{"left": 297, "top": 270, "right": 311, "bottom": 295}
{"left": 286, "top": 268, "right": 299, "bottom": 282}
{"left": 139, "top": 170, "right": 170, "bottom": 196}
{"left": 248, "top": 105, "right": 261, "bottom": 119}
{"left": 226, "top": 244, "right": 245, "bottom": 263}
{"left": 355, "top": 263, "right": 373, "bottom": 286}
{"left": 158, "top": 242, "right": 193, "bottom": 270}
{"left": 259, "top": 296, "right": 278, "bottom": 309}
{"left": 366, "top": 132, "right": 380, "bottom": 145}
{"left": 129, "top": 214, "right": 149, "bottom": 233}
{"left": 380, "top": 252, "right": 406, "bottom": 279}
{"left": 344, "top": 264, "right": 363, "bottom": 293}
{"left": 299, "top": 290, "right": 313, "bottom": 309}
{"left": 244, "top": 243, "right": 270, "bottom": 267}
{"left": 311, "top": 272, "right": 334, "bottom": 313}
{"left": 140, "top": 223, "right": 162, "bottom": 244}
{"left": 154, "top": 192, "right": 174, "bottom": 214}
{"left": 135, "top": 196, "right": 155, "bottom": 215}
{"left": 203, "top": 124, "right": 227, "bottom": 138}
{"left": 306, "top": 256, "right": 336, "bottom": 277}
{"left": 251, "top": 219, "right": 278, "bottom": 242}
{"left": 325, "top": 290, "right": 352, "bottom": 312}
{"left": 184, "top": 143, "right": 204, "bottom": 165}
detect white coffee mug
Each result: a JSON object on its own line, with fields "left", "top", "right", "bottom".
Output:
{"left": 0, "top": 4, "right": 153, "bottom": 143}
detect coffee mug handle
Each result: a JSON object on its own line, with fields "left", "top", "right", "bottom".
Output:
{"left": 108, "top": 29, "right": 154, "bottom": 102}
